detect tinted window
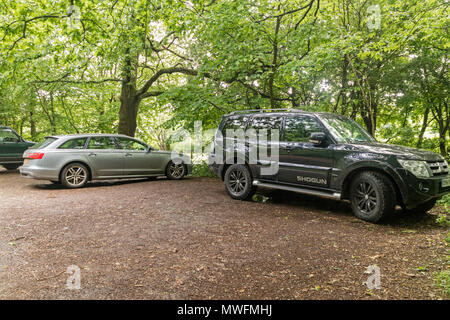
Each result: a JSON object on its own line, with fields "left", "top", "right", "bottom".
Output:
{"left": 59, "top": 138, "right": 87, "bottom": 149}
{"left": 0, "top": 129, "right": 20, "bottom": 142}
{"left": 284, "top": 116, "right": 324, "bottom": 142}
{"left": 32, "top": 137, "right": 57, "bottom": 149}
{"left": 223, "top": 116, "right": 249, "bottom": 131}
{"left": 247, "top": 116, "right": 283, "bottom": 141}
{"left": 88, "top": 137, "right": 117, "bottom": 150}
{"left": 117, "top": 137, "right": 147, "bottom": 151}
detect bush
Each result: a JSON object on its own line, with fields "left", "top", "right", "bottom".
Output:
{"left": 435, "top": 196, "right": 450, "bottom": 297}
{"left": 191, "top": 161, "right": 216, "bottom": 177}
{"left": 438, "top": 194, "right": 450, "bottom": 213}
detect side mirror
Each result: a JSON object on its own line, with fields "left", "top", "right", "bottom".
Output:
{"left": 309, "top": 132, "right": 327, "bottom": 146}
{"left": 146, "top": 146, "right": 153, "bottom": 153}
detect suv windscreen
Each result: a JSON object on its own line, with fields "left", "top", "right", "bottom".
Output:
{"left": 32, "top": 137, "right": 57, "bottom": 149}
{"left": 319, "top": 115, "right": 375, "bottom": 143}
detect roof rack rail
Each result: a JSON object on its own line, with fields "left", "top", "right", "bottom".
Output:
{"left": 228, "top": 108, "right": 305, "bottom": 115}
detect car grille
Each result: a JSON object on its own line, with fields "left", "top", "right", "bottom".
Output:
{"left": 427, "top": 161, "right": 449, "bottom": 176}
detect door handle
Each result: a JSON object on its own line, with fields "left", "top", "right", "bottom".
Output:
{"left": 88, "top": 152, "right": 97, "bottom": 157}
{"left": 125, "top": 153, "right": 133, "bottom": 157}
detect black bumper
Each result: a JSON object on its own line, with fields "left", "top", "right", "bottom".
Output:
{"left": 401, "top": 172, "right": 450, "bottom": 209}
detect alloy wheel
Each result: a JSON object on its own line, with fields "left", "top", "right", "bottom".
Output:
{"left": 228, "top": 168, "right": 248, "bottom": 196}
{"left": 354, "top": 181, "right": 377, "bottom": 215}
{"left": 168, "top": 163, "right": 185, "bottom": 179}
{"left": 65, "top": 165, "right": 88, "bottom": 187}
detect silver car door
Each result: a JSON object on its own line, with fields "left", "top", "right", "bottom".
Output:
{"left": 117, "top": 137, "right": 156, "bottom": 175}
{"left": 85, "top": 136, "right": 124, "bottom": 178}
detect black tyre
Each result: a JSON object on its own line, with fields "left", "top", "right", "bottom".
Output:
{"left": 166, "top": 161, "right": 186, "bottom": 180}
{"left": 224, "top": 164, "right": 255, "bottom": 200}
{"left": 60, "top": 163, "right": 89, "bottom": 188}
{"left": 3, "top": 164, "right": 20, "bottom": 170}
{"left": 407, "top": 198, "right": 437, "bottom": 214}
{"left": 350, "top": 171, "right": 396, "bottom": 223}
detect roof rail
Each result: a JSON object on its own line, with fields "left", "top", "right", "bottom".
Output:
{"left": 228, "top": 108, "right": 305, "bottom": 116}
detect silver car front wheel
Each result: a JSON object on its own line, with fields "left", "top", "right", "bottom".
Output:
{"left": 166, "top": 161, "right": 186, "bottom": 180}
{"left": 61, "top": 163, "right": 89, "bottom": 188}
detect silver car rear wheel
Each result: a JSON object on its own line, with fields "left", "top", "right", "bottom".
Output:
{"left": 166, "top": 161, "right": 186, "bottom": 180}
{"left": 61, "top": 163, "right": 89, "bottom": 188}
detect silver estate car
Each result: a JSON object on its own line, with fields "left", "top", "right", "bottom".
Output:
{"left": 19, "top": 134, "right": 192, "bottom": 188}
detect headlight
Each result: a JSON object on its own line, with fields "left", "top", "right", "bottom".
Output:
{"left": 397, "top": 159, "right": 431, "bottom": 178}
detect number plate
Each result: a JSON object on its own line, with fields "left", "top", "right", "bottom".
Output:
{"left": 442, "top": 177, "right": 450, "bottom": 188}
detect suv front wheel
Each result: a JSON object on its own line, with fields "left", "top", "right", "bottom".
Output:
{"left": 350, "top": 171, "right": 395, "bottom": 223}
{"left": 224, "top": 164, "right": 255, "bottom": 200}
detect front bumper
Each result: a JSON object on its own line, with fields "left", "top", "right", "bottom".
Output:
{"left": 400, "top": 170, "right": 450, "bottom": 209}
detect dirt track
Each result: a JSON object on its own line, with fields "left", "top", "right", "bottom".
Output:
{"left": 0, "top": 167, "right": 448, "bottom": 299}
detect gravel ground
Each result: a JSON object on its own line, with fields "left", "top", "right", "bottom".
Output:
{"left": 0, "top": 167, "right": 448, "bottom": 299}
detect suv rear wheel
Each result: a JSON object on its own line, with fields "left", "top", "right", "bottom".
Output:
{"left": 224, "top": 164, "right": 255, "bottom": 200}
{"left": 350, "top": 171, "right": 395, "bottom": 223}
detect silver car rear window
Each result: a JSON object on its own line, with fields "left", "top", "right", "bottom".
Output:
{"left": 58, "top": 138, "right": 88, "bottom": 149}
{"left": 32, "top": 137, "right": 57, "bottom": 149}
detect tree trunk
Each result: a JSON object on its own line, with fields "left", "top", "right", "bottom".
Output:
{"left": 118, "top": 85, "right": 140, "bottom": 137}
{"left": 118, "top": 53, "right": 139, "bottom": 137}
{"left": 269, "top": 16, "right": 281, "bottom": 109}
{"left": 416, "top": 107, "right": 429, "bottom": 149}
{"left": 29, "top": 111, "right": 36, "bottom": 139}
{"left": 362, "top": 105, "right": 376, "bottom": 137}
{"left": 439, "top": 131, "right": 447, "bottom": 157}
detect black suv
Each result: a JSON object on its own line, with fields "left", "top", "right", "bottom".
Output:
{"left": 0, "top": 126, "right": 35, "bottom": 170}
{"left": 209, "top": 109, "right": 450, "bottom": 223}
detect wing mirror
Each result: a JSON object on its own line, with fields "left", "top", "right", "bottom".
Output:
{"left": 309, "top": 132, "right": 327, "bottom": 146}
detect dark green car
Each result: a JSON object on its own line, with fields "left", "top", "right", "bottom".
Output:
{"left": 0, "top": 126, "right": 35, "bottom": 170}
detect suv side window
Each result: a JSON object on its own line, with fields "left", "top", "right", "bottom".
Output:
{"left": 284, "top": 116, "right": 324, "bottom": 142}
{"left": 247, "top": 116, "right": 283, "bottom": 140}
{"left": 88, "top": 137, "right": 117, "bottom": 150}
{"left": 59, "top": 138, "right": 87, "bottom": 149}
{"left": 222, "top": 116, "right": 249, "bottom": 132}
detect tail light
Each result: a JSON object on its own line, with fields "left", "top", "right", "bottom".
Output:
{"left": 27, "top": 152, "right": 44, "bottom": 159}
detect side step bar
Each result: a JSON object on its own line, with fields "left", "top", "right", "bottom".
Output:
{"left": 253, "top": 180, "right": 341, "bottom": 200}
